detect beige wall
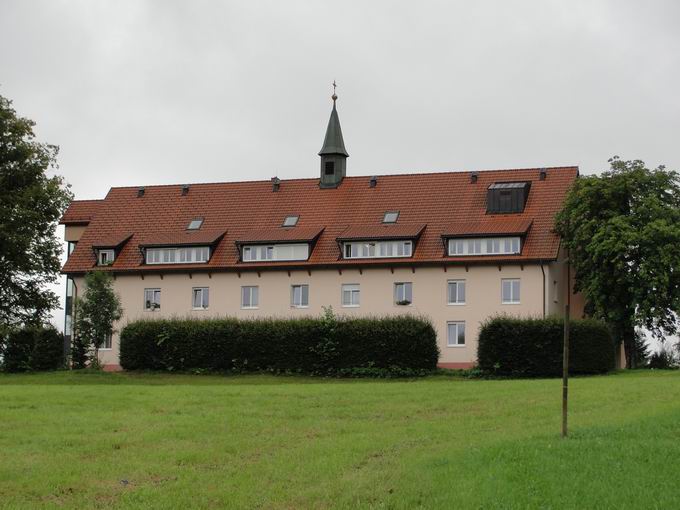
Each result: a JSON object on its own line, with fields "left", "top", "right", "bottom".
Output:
{"left": 74, "top": 263, "right": 565, "bottom": 367}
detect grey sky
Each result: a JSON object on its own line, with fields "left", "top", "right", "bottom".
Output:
{"left": 1, "top": 0, "right": 679, "bottom": 333}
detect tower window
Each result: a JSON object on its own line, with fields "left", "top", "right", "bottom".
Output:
{"left": 324, "top": 161, "right": 335, "bottom": 175}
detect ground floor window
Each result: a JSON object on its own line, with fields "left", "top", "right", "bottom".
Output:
{"left": 192, "top": 287, "right": 209, "bottom": 309}
{"left": 502, "top": 279, "right": 521, "bottom": 304}
{"left": 99, "top": 333, "right": 112, "bottom": 350}
{"left": 447, "top": 321, "right": 465, "bottom": 346}
{"left": 291, "top": 284, "right": 309, "bottom": 308}
{"left": 394, "top": 282, "right": 412, "bottom": 305}
{"left": 342, "top": 284, "right": 360, "bottom": 307}
{"left": 241, "top": 286, "right": 259, "bottom": 308}
{"left": 144, "top": 288, "right": 161, "bottom": 310}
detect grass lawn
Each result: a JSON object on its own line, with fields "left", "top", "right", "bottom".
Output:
{"left": 1, "top": 370, "right": 680, "bottom": 509}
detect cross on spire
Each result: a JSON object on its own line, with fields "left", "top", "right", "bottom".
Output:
{"left": 332, "top": 80, "right": 338, "bottom": 103}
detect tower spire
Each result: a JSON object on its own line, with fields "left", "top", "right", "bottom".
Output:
{"left": 319, "top": 82, "right": 349, "bottom": 188}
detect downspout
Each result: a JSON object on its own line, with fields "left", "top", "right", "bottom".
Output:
{"left": 540, "top": 260, "right": 546, "bottom": 318}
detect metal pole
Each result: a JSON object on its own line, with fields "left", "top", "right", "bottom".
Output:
{"left": 562, "top": 257, "right": 571, "bottom": 438}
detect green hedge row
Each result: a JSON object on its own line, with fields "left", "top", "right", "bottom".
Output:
{"left": 477, "top": 316, "right": 616, "bottom": 377}
{"left": 120, "top": 314, "right": 439, "bottom": 374}
{"left": 1, "top": 326, "right": 64, "bottom": 372}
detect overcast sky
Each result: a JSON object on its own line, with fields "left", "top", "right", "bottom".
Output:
{"left": 2, "top": 0, "right": 679, "bottom": 334}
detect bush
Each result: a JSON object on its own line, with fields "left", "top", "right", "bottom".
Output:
{"left": 120, "top": 312, "right": 439, "bottom": 376}
{"left": 477, "top": 316, "right": 615, "bottom": 377}
{"left": 2, "top": 326, "right": 64, "bottom": 372}
{"left": 648, "top": 348, "right": 678, "bottom": 369}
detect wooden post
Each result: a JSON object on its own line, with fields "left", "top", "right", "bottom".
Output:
{"left": 562, "top": 258, "right": 571, "bottom": 438}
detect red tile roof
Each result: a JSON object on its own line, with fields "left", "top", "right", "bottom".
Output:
{"left": 61, "top": 166, "right": 578, "bottom": 274}
{"left": 235, "top": 226, "right": 325, "bottom": 244}
{"left": 337, "top": 223, "right": 426, "bottom": 241}
{"left": 442, "top": 218, "right": 533, "bottom": 238}
{"left": 139, "top": 229, "right": 226, "bottom": 248}
{"left": 92, "top": 233, "right": 133, "bottom": 249}
{"left": 60, "top": 199, "right": 104, "bottom": 225}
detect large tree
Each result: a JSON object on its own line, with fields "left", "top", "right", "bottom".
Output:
{"left": 0, "top": 93, "right": 72, "bottom": 326}
{"left": 556, "top": 157, "right": 680, "bottom": 367}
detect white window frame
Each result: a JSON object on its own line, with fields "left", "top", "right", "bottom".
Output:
{"left": 145, "top": 246, "right": 210, "bottom": 264}
{"left": 282, "top": 215, "right": 299, "bottom": 227}
{"left": 144, "top": 288, "right": 161, "bottom": 311}
{"left": 343, "top": 240, "right": 413, "bottom": 259}
{"left": 394, "top": 282, "right": 413, "bottom": 305}
{"left": 97, "top": 249, "right": 115, "bottom": 266}
{"left": 192, "top": 287, "right": 209, "bottom": 310}
{"left": 447, "top": 237, "right": 521, "bottom": 256}
{"left": 502, "top": 278, "right": 521, "bottom": 304}
{"left": 341, "top": 284, "right": 360, "bottom": 307}
{"left": 99, "top": 332, "right": 112, "bottom": 350}
{"left": 241, "top": 286, "right": 259, "bottom": 309}
{"left": 291, "top": 284, "right": 309, "bottom": 308}
{"left": 447, "top": 280, "right": 466, "bottom": 305}
{"left": 241, "top": 243, "right": 309, "bottom": 262}
{"left": 447, "top": 321, "right": 466, "bottom": 347}
{"left": 383, "top": 211, "right": 399, "bottom": 223}
{"left": 187, "top": 218, "right": 203, "bottom": 230}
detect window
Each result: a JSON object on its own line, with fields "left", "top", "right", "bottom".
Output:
{"left": 342, "top": 284, "right": 360, "bottom": 307}
{"left": 447, "top": 322, "right": 466, "bottom": 346}
{"left": 447, "top": 237, "right": 521, "bottom": 256}
{"left": 394, "top": 282, "right": 412, "bottom": 305}
{"left": 291, "top": 284, "right": 309, "bottom": 308}
{"left": 99, "top": 333, "right": 112, "bottom": 350}
{"left": 144, "top": 288, "right": 161, "bottom": 311}
{"left": 241, "top": 286, "right": 259, "bottom": 308}
{"left": 242, "top": 243, "right": 309, "bottom": 262}
{"left": 325, "top": 161, "right": 335, "bottom": 175}
{"left": 383, "top": 211, "right": 399, "bottom": 223}
{"left": 343, "top": 240, "right": 413, "bottom": 259}
{"left": 192, "top": 287, "right": 209, "bottom": 309}
{"left": 146, "top": 246, "right": 210, "bottom": 264}
{"left": 283, "top": 215, "right": 299, "bottom": 227}
{"left": 502, "top": 279, "right": 521, "bottom": 304}
{"left": 447, "top": 280, "right": 466, "bottom": 305}
{"left": 187, "top": 218, "right": 204, "bottom": 230}
{"left": 97, "top": 249, "right": 115, "bottom": 266}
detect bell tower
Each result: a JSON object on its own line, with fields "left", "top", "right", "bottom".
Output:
{"left": 319, "top": 82, "right": 348, "bottom": 188}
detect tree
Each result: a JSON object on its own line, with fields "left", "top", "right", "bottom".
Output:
{"left": 72, "top": 271, "right": 123, "bottom": 367}
{"left": 556, "top": 157, "right": 680, "bottom": 367}
{"left": 0, "top": 93, "right": 73, "bottom": 327}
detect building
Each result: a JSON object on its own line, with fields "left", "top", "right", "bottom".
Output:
{"left": 60, "top": 93, "right": 585, "bottom": 371}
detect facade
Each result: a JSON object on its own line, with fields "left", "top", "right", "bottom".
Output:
{"left": 61, "top": 95, "right": 585, "bottom": 370}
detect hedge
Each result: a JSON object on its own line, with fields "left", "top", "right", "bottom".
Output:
{"left": 119, "top": 314, "right": 439, "bottom": 375}
{"left": 477, "top": 316, "right": 616, "bottom": 377}
{"left": 2, "top": 326, "right": 64, "bottom": 373}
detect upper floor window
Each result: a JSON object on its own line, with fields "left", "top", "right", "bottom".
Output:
{"left": 242, "top": 243, "right": 309, "bottom": 262}
{"left": 394, "top": 282, "right": 412, "bottom": 305}
{"left": 192, "top": 287, "right": 209, "bottom": 310}
{"left": 97, "top": 249, "right": 115, "bottom": 266}
{"left": 383, "top": 211, "right": 399, "bottom": 223}
{"left": 282, "top": 215, "right": 299, "bottom": 227}
{"left": 502, "top": 279, "right": 521, "bottom": 304}
{"left": 447, "top": 280, "right": 466, "bottom": 305}
{"left": 146, "top": 246, "right": 210, "bottom": 264}
{"left": 144, "top": 288, "right": 161, "bottom": 311}
{"left": 187, "top": 218, "right": 204, "bottom": 230}
{"left": 343, "top": 240, "right": 412, "bottom": 259}
{"left": 291, "top": 284, "right": 309, "bottom": 308}
{"left": 447, "top": 237, "right": 520, "bottom": 257}
{"left": 241, "top": 286, "right": 259, "bottom": 309}
{"left": 342, "top": 284, "right": 360, "bottom": 307}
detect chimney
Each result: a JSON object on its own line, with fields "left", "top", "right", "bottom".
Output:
{"left": 181, "top": 184, "right": 190, "bottom": 195}
{"left": 137, "top": 187, "right": 145, "bottom": 197}
{"left": 271, "top": 177, "right": 281, "bottom": 192}
{"left": 369, "top": 176, "right": 377, "bottom": 188}
{"left": 539, "top": 168, "right": 547, "bottom": 181}
{"left": 470, "top": 172, "right": 478, "bottom": 184}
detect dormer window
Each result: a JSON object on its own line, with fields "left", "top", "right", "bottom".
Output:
{"left": 343, "top": 240, "right": 413, "bottom": 259}
{"left": 242, "top": 243, "right": 309, "bottom": 262}
{"left": 282, "top": 215, "right": 299, "bottom": 227}
{"left": 487, "top": 182, "right": 531, "bottom": 214}
{"left": 383, "top": 211, "right": 399, "bottom": 223}
{"left": 187, "top": 218, "right": 203, "bottom": 230}
{"left": 97, "top": 249, "right": 115, "bottom": 266}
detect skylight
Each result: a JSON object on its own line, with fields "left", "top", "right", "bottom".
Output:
{"left": 383, "top": 211, "right": 399, "bottom": 223}
{"left": 187, "top": 218, "right": 204, "bottom": 230}
{"left": 282, "top": 215, "right": 299, "bottom": 227}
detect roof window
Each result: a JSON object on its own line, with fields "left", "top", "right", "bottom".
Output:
{"left": 282, "top": 215, "right": 299, "bottom": 227}
{"left": 187, "top": 218, "right": 204, "bottom": 230}
{"left": 383, "top": 211, "right": 399, "bottom": 223}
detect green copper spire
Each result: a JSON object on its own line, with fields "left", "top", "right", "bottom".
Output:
{"left": 319, "top": 82, "right": 348, "bottom": 188}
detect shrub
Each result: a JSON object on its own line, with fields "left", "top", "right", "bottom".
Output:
{"left": 477, "top": 316, "right": 615, "bottom": 377}
{"left": 2, "top": 326, "right": 64, "bottom": 372}
{"left": 120, "top": 312, "right": 439, "bottom": 376}
{"left": 647, "top": 347, "right": 678, "bottom": 369}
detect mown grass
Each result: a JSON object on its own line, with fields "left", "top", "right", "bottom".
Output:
{"left": 1, "top": 370, "right": 679, "bottom": 509}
